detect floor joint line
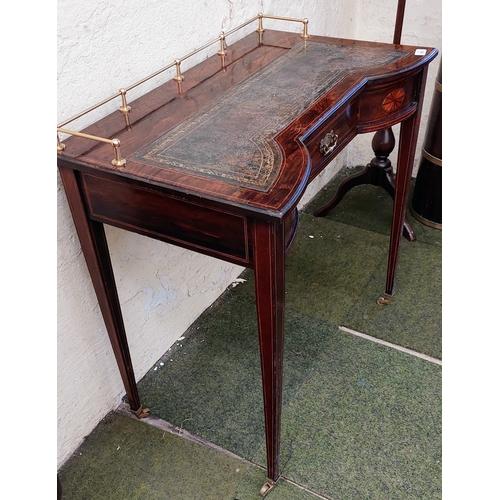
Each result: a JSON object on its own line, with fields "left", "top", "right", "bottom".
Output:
{"left": 339, "top": 325, "right": 442, "bottom": 365}
{"left": 117, "top": 404, "right": 333, "bottom": 498}
{"left": 280, "top": 476, "right": 332, "bottom": 499}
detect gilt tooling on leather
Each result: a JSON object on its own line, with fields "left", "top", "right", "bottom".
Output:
{"left": 134, "top": 41, "right": 407, "bottom": 191}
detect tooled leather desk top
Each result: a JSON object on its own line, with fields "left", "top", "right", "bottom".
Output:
{"left": 133, "top": 41, "right": 407, "bottom": 191}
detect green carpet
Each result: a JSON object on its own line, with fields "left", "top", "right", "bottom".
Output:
{"left": 58, "top": 412, "right": 254, "bottom": 500}
{"left": 59, "top": 167, "right": 442, "bottom": 499}
{"left": 303, "top": 165, "right": 442, "bottom": 247}
{"left": 302, "top": 167, "right": 441, "bottom": 358}
{"left": 257, "top": 330, "right": 441, "bottom": 499}
{"left": 58, "top": 412, "right": 321, "bottom": 499}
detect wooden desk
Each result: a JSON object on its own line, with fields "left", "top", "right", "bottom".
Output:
{"left": 58, "top": 28, "right": 437, "bottom": 494}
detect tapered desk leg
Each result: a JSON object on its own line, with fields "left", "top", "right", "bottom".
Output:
{"left": 252, "top": 218, "right": 286, "bottom": 494}
{"left": 58, "top": 167, "right": 148, "bottom": 418}
{"left": 381, "top": 99, "right": 426, "bottom": 303}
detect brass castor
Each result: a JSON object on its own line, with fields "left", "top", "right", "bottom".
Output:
{"left": 259, "top": 479, "right": 276, "bottom": 496}
{"left": 133, "top": 406, "right": 151, "bottom": 419}
{"left": 377, "top": 293, "right": 392, "bottom": 306}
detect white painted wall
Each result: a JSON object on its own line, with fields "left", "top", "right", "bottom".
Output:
{"left": 57, "top": 0, "right": 440, "bottom": 468}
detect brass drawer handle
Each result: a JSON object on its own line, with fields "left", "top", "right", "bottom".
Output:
{"left": 319, "top": 130, "right": 338, "bottom": 155}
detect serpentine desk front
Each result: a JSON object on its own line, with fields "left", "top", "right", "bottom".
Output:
{"left": 58, "top": 27, "right": 437, "bottom": 494}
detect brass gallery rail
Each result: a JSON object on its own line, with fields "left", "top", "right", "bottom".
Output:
{"left": 56, "top": 13, "right": 310, "bottom": 166}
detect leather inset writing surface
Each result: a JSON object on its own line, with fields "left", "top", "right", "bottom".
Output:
{"left": 134, "top": 41, "right": 407, "bottom": 191}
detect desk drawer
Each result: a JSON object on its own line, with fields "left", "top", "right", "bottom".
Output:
{"left": 305, "top": 102, "right": 357, "bottom": 179}
{"left": 358, "top": 78, "right": 415, "bottom": 129}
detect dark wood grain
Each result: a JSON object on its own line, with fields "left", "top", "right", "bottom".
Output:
{"left": 81, "top": 172, "right": 251, "bottom": 264}
{"left": 59, "top": 166, "right": 141, "bottom": 413}
{"left": 385, "top": 65, "right": 429, "bottom": 296}
{"left": 393, "top": 0, "right": 407, "bottom": 44}
{"left": 252, "top": 218, "right": 286, "bottom": 483}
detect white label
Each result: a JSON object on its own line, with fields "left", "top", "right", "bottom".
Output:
{"left": 415, "top": 49, "right": 427, "bottom": 56}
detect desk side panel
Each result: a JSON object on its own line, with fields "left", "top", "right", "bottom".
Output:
{"left": 80, "top": 173, "right": 250, "bottom": 265}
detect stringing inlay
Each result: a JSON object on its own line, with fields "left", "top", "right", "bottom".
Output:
{"left": 134, "top": 41, "right": 408, "bottom": 191}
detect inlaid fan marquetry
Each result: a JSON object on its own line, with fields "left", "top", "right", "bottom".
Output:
{"left": 382, "top": 88, "right": 405, "bottom": 112}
